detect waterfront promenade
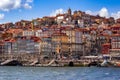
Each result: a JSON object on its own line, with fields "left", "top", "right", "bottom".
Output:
{"left": 1, "top": 53, "right": 120, "bottom": 67}
{"left": 0, "top": 53, "right": 100, "bottom": 67}
{"left": 0, "top": 53, "right": 114, "bottom": 67}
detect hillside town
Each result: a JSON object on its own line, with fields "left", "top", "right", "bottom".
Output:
{"left": 0, "top": 8, "right": 120, "bottom": 66}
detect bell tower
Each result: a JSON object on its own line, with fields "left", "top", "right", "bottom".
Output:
{"left": 68, "top": 8, "right": 72, "bottom": 16}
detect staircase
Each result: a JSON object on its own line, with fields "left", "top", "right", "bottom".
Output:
{"left": 30, "top": 60, "right": 38, "bottom": 66}
{"left": 47, "top": 59, "right": 55, "bottom": 66}
{"left": 1, "top": 59, "right": 14, "bottom": 66}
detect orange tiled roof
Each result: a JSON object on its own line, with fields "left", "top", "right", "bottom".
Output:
{"left": 90, "top": 27, "right": 97, "bottom": 30}
{"left": 31, "top": 36, "right": 42, "bottom": 42}
{"left": 6, "top": 29, "right": 23, "bottom": 34}
{"left": 100, "top": 33, "right": 110, "bottom": 36}
{"left": 102, "top": 43, "right": 110, "bottom": 46}
{"left": 4, "top": 38, "right": 16, "bottom": 42}
{"left": 42, "top": 36, "right": 51, "bottom": 38}
{"left": 111, "top": 34, "right": 120, "bottom": 37}
{"left": 52, "top": 32, "right": 67, "bottom": 36}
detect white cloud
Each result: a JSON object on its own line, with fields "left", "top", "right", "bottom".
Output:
{"left": 99, "top": 7, "right": 109, "bottom": 18}
{"left": 85, "top": 7, "right": 109, "bottom": 18}
{"left": 86, "top": 7, "right": 120, "bottom": 19}
{"left": 85, "top": 10, "right": 98, "bottom": 16}
{"left": 0, "top": 0, "right": 33, "bottom": 22}
{"left": 0, "top": 0, "right": 33, "bottom": 11}
{"left": 50, "top": 8, "right": 65, "bottom": 16}
{"left": 0, "top": 0, "right": 21, "bottom": 11}
{"left": 111, "top": 11, "right": 120, "bottom": 19}
{"left": 23, "top": 3, "right": 32, "bottom": 9}
{"left": 0, "top": 14, "right": 4, "bottom": 20}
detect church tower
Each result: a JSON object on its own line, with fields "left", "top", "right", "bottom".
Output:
{"left": 68, "top": 8, "right": 72, "bottom": 16}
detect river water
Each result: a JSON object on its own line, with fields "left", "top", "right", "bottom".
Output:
{"left": 0, "top": 66, "right": 120, "bottom": 80}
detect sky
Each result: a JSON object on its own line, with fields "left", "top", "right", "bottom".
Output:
{"left": 0, "top": 0, "right": 120, "bottom": 24}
